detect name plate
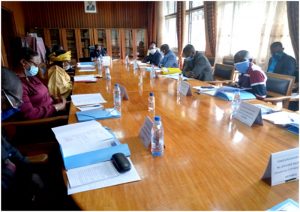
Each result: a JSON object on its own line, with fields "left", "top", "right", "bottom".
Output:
{"left": 180, "top": 81, "right": 192, "bottom": 96}
{"left": 262, "top": 147, "right": 299, "bottom": 186}
{"left": 234, "top": 102, "right": 262, "bottom": 127}
{"left": 139, "top": 116, "right": 153, "bottom": 148}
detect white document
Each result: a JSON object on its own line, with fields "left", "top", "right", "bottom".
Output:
{"left": 74, "top": 75, "right": 97, "bottom": 82}
{"left": 66, "top": 158, "right": 141, "bottom": 195}
{"left": 52, "top": 120, "right": 114, "bottom": 157}
{"left": 71, "top": 93, "right": 107, "bottom": 106}
{"left": 67, "top": 160, "right": 120, "bottom": 188}
{"left": 193, "top": 86, "right": 218, "bottom": 95}
{"left": 262, "top": 148, "right": 299, "bottom": 186}
{"left": 262, "top": 111, "right": 299, "bottom": 125}
{"left": 234, "top": 102, "right": 262, "bottom": 127}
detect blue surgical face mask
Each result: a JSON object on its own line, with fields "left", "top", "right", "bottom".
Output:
{"left": 25, "top": 65, "right": 39, "bottom": 77}
{"left": 234, "top": 60, "right": 250, "bottom": 74}
{"left": 1, "top": 108, "right": 19, "bottom": 121}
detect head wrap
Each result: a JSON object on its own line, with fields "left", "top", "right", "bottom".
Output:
{"left": 49, "top": 51, "right": 71, "bottom": 62}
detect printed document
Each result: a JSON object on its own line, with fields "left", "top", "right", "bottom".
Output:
{"left": 52, "top": 120, "right": 114, "bottom": 157}
{"left": 71, "top": 93, "right": 107, "bottom": 106}
{"left": 74, "top": 75, "right": 97, "bottom": 82}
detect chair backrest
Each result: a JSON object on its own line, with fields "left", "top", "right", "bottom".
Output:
{"left": 222, "top": 56, "right": 234, "bottom": 65}
{"left": 213, "top": 63, "right": 235, "bottom": 81}
{"left": 79, "top": 57, "right": 91, "bottom": 62}
{"left": 266, "top": 72, "right": 295, "bottom": 97}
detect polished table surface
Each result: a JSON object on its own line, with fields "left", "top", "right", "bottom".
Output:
{"left": 68, "top": 61, "right": 298, "bottom": 210}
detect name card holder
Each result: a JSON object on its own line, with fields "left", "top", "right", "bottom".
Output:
{"left": 262, "top": 147, "right": 299, "bottom": 186}
{"left": 180, "top": 81, "right": 192, "bottom": 96}
{"left": 139, "top": 116, "right": 153, "bottom": 148}
{"left": 234, "top": 102, "right": 263, "bottom": 127}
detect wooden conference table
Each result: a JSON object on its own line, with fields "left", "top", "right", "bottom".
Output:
{"left": 68, "top": 61, "right": 298, "bottom": 210}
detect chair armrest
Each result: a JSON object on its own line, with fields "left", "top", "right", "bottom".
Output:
{"left": 26, "top": 153, "right": 49, "bottom": 164}
{"left": 2, "top": 115, "right": 69, "bottom": 127}
{"left": 263, "top": 96, "right": 296, "bottom": 103}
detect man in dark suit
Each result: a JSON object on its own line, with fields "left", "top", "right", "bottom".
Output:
{"left": 86, "top": 1, "right": 95, "bottom": 11}
{"left": 182, "top": 44, "right": 213, "bottom": 81}
{"left": 267, "top": 42, "right": 297, "bottom": 78}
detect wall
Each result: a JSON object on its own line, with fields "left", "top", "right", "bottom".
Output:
{"left": 22, "top": 1, "right": 151, "bottom": 30}
{"left": 2, "top": 1, "right": 25, "bottom": 36}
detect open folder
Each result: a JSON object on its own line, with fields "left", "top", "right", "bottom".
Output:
{"left": 76, "top": 108, "right": 121, "bottom": 122}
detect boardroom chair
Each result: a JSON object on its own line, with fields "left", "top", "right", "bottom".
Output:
{"left": 222, "top": 56, "right": 234, "bottom": 66}
{"left": 263, "top": 72, "right": 297, "bottom": 109}
{"left": 207, "top": 63, "right": 237, "bottom": 86}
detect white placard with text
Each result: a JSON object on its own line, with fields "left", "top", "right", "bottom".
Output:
{"left": 180, "top": 81, "right": 192, "bottom": 96}
{"left": 234, "top": 102, "right": 263, "bottom": 127}
{"left": 262, "top": 148, "right": 299, "bottom": 186}
{"left": 139, "top": 116, "right": 153, "bottom": 148}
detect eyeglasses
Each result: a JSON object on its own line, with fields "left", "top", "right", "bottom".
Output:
{"left": 2, "top": 89, "right": 23, "bottom": 109}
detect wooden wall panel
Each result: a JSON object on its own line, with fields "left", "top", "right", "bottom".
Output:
{"left": 1, "top": 1, "right": 25, "bottom": 36}
{"left": 22, "top": 1, "right": 151, "bottom": 30}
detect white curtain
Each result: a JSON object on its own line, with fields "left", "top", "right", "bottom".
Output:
{"left": 215, "top": 1, "right": 294, "bottom": 71}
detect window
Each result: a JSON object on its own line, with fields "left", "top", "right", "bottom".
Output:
{"left": 163, "top": 1, "right": 177, "bottom": 51}
{"left": 185, "top": 1, "right": 205, "bottom": 51}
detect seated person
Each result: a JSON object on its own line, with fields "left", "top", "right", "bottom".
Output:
{"left": 182, "top": 44, "right": 213, "bottom": 81}
{"left": 48, "top": 50, "right": 73, "bottom": 98}
{"left": 159, "top": 44, "right": 178, "bottom": 68}
{"left": 90, "top": 44, "right": 106, "bottom": 60}
{"left": 234, "top": 50, "right": 267, "bottom": 99}
{"left": 12, "top": 47, "right": 67, "bottom": 120}
{"left": 1, "top": 68, "right": 79, "bottom": 210}
{"left": 143, "top": 42, "right": 162, "bottom": 66}
{"left": 267, "top": 42, "right": 297, "bottom": 77}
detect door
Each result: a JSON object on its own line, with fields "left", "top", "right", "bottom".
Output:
{"left": 1, "top": 8, "right": 17, "bottom": 68}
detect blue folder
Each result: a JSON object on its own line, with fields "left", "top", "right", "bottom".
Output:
{"left": 76, "top": 108, "right": 121, "bottom": 122}
{"left": 78, "top": 62, "right": 96, "bottom": 66}
{"left": 63, "top": 143, "right": 131, "bottom": 170}
{"left": 214, "top": 86, "right": 256, "bottom": 101}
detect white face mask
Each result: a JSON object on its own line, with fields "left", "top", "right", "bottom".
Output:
{"left": 149, "top": 49, "right": 156, "bottom": 55}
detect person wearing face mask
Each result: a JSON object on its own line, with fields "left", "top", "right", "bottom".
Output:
{"left": 159, "top": 44, "right": 178, "bottom": 68}
{"left": 12, "top": 47, "right": 67, "bottom": 120}
{"left": 182, "top": 44, "right": 213, "bottom": 81}
{"left": 142, "top": 42, "right": 162, "bottom": 66}
{"left": 234, "top": 50, "right": 267, "bottom": 99}
{"left": 267, "top": 42, "right": 297, "bottom": 78}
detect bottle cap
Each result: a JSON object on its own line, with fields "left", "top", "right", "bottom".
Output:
{"left": 114, "top": 83, "right": 119, "bottom": 87}
{"left": 154, "top": 116, "right": 160, "bottom": 121}
{"left": 149, "top": 92, "right": 154, "bottom": 96}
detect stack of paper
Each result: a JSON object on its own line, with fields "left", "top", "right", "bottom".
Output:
{"left": 193, "top": 86, "right": 218, "bottom": 96}
{"left": 71, "top": 93, "right": 107, "bottom": 106}
{"left": 74, "top": 75, "right": 97, "bottom": 82}
{"left": 262, "top": 111, "right": 299, "bottom": 125}
{"left": 52, "top": 121, "right": 141, "bottom": 194}
{"left": 159, "top": 73, "right": 190, "bottom": 81}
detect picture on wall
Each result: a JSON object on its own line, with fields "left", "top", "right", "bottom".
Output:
{"left": 85, "top": 1, "right": 97, "bottom": 13}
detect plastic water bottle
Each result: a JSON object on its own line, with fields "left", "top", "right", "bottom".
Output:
{"left": 125, "top": 55, "right": 129, "bottom": 66}
{"left": 150, "top": 64, "right": 156, "bottom": 79}
{"left": 231, "top": 90, "right": 241, "bottom": 115}
{"left": 113, "top": 84, "right": 121, "bottom": 114}
{"left": 105, "top": 67, "right": 111, "bottom": 80}
{"left": 97, "top": 58, "right": 102, "bottom": 77}
{"left": 133, "top": 60, "right": 138, "bottom": 70}
{"left": 148, "top": 92, "right": 155, "bottom": 112}
{"left": 151, "top": 116, "right": 164, "bottom": 157}
{"left": 177, "top": 73, "right": 183, "bottom": 95}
